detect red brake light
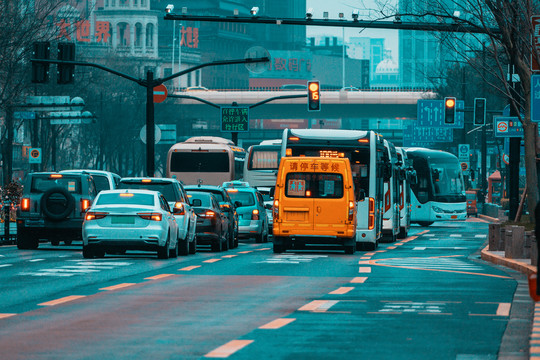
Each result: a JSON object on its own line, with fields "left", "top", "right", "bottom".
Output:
{"left": 138, "top": 212, "right": 162, "bottom": 221}
{"left": 174, "top": 202, "right": 185, "bottom": 215}
{"left": 50, "top": 174, "right": 62, "bottom": 179}
{"left": 348, "top": 201, "right": 355, "bottom": 222}
{"left": 81, "top": 199, "right": 91, "bottom": 212}
{"left": 85, "top": 211, "right": 108, "bottom": 221}
{"left": 273, "top": 200, "right": 279, "bottom": 220}
{"left": 21, "top": 198, "right": 30, "bottom": 211}
{"left": 252, "top": 209, "right": 260, "bottom": 220}
{"left": 200, "top": 210, "right": 216, "bottom": 218}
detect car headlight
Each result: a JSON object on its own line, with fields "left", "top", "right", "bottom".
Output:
{"left": 432, "top": 206, "right": 444, "bottom": 213}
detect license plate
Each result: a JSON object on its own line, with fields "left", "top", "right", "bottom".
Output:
{"left": 451, "top": 215, "right": 457, "bottom": 219}
{"left": 111, "top": 216, "right": 135, "bottom": 224}
{"left": 26, "top": 219, "right": 45, "bottom": 227}
{"left": 285, "top": 211, "right": 307, "bottom": 221}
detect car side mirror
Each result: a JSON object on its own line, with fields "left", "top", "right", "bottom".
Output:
{"left": 357, "top": 189, "right": 365, "bottom": 201}
{"left": 234, "top": 201, "right": 242, "bottom": 208}
{"left": 265, "top": 203, "right": 272, "bottom": 210}
{"left": 191, "top": 199, "right": 202, "bottom": 207}
{"left": 220, "top": 203, "right": 231, "bottom": 212}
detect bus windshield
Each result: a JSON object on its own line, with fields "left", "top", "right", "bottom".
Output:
{"left": 430, "top": 158, "right": 465, "bottom": 196}
{"left": 248, "top": 146, "right": 280, "bottom": 170}
{"left": 170, "top": 152, "right": 230, "bottom": 172}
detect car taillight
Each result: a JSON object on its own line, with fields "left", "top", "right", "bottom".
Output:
{"left": 348, "top": 201, "right": 355, "bottom": 222}
{"left": 368, "top": 197, "right": 375, "bottom": 230}
{"left": 174, "top": 202, "right": 185, "bottom": 215}
{"left": 199, "top": 210, "right": 215, "bottom": 218}
{"left": 252, "top": 209, "right": 260, "bottom": 220}
{"left": 21, "top": 198, "right": 30, "bottom": 212}
{"left": 273, "top": 200, "right": 279, "bottom": 220}
{"left": 85, "top": 211, "right": 108, "bottom": 221}
{"left": 138, "top": 212, "right": 162, "bottom": 221}
{"left": 81, "top": 199, "right": 91, "bottom": 212}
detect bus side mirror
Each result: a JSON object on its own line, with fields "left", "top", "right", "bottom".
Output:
{"left": 358, "top": 189, "right": 365, "bottom": 201}
{"left": 269, "top": 187, "right": 275, "bottom": 198}
{"left": 383, "top": 163, "right": 392, "bottom": 181}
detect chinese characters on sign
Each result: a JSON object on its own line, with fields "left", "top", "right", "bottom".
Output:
{"left": 272, "top": 57, "right": 311, "bottom": 72}
{"left": 221, "top": 107, "right": 249, "bottom": 132}
{"left": 288, "top": 162, "right": 340, "bottom": 172}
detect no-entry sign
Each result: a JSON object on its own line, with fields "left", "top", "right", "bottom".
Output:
{"left": 153, "top": 84, "right": 168, "bottom": 103}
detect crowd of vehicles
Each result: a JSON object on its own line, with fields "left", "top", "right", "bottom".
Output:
{"left": 14, "top": 132, "right": 466, "bottom": 257}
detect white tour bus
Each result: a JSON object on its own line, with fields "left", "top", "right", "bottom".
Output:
{"left": 382, "top": 140, "right": 400, "bottom": 243}
{"left": 281, "top": 128, "right": 387, "bottom": 250}
{"left": 405, "top": 147, "right": 467, "bottom": 226}
{"left": 395, "top": 147, "right": 415, "bottom": 238}
{"left": 243, "top": 139, "right": 282, "bottom": 188}
{"left": 166, "top": 136, "right": 246, "bottom": 186}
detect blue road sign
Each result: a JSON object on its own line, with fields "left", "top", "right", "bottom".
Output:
{"left": 417, "top": 99, "right": 464, "bottom": 128}
{"left": 531, "top": 74, "right": 540, "bottom": 122}
{"left": 494, "top": 116, "right": 523, "bottom": 137}
{"left": 403, "top": 124, "right": 453, "bottom": 146}
{"left": 14, "top": 111, "right": 36, "bottom": 120}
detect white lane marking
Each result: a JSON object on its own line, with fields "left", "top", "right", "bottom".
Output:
{"left": 475, "top": 234, "right": 487, "bottom": 238}
{"left": 18, "top": 272, "right": 74, "bottom": 277}
{"left": 0, "top": 264, "right": 13, "bottom": 268}
{"left": 450, "top": 234, "right": 462, "bottom": 237}
{"left": 19, "top": 260, "right": 133, "bottom": 277}
{"left": 257, "top": 254, "right": 328, "bottom": 264}
{"left": 40, "top": 268, "right": 100, "bottom": 273}
{"left": 379, "top": 302, "right": 446, "bottom": 314}
{"left": 67, "top": 260, "right": 132, "bottom": 266}
{"left": 61, "top": 265, "right": 115, "bottom": 270}
{"left": 424, "top": 234, "right": 436, "bottom": 237}
{"left": 413, "top": 247, "right": 426, "bottom": 251}
{"left": 29, "top": 259, "right": 45, "bottom": 262}
{"left": 378, "top": 257, "right": 483, "bottom": 271}
{"left": 358, "top": 267, "right": 371, "bottom": 273}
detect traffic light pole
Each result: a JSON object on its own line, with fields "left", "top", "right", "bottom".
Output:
{"left": 31, "top": 56, "right": 269, "bottom": 176}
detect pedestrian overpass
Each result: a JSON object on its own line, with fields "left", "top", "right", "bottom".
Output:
{"left": 164, "top": 90, "right": 436, "bottom": 120}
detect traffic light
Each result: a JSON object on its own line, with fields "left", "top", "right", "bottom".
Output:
{"left": 31, "top": 42, "right": 50, "bottom": 83}
{"left": 307, "top": 81, "right": 320, "bottom": 111}
{"left": 57, "top": 42, "right": 75, "bottom": 84}
{"left": 474, "top": 98, "right": 486, "bottom": 125}
{"left": 444, "top": 97, "right": 456, "bottom": 124}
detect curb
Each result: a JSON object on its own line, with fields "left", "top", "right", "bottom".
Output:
{"left": 478, "top": 214, "right": 501, "bottom": 223}
{"left": 480, "top": 246, "right": 536, "bottom": 275}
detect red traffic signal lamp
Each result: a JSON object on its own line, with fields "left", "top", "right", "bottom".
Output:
{"left": 444, "top": 97, "right": 456, "bottom": 124}
{"left": 307, "top": 81, "right": 320, "bottom": 111}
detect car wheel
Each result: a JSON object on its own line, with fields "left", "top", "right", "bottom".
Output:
{"left": 363, "top": 241, "right": 377, "bottom": 251}
{"left": 178, "top": 237, "right": 188, "bottom": 256}
{"left": 255, "top": 232, "right": 264, "bottom": 243}
{"left": 228, "top": 228, "right": 235, "bottom": 249}
{"left": 17, "top": 230, "right": 38, "bottom": 250}
{"left": 82, "top": 246, "right": 94, "bottom": 259}
{"left": 418, "top": 221, "right": 434, "bottom": 227}
{"left": 211, "top": 236, "right": 222, "bottom": 252}
{"left": 158, "top": 234, "right": 170, "bottom": 259}
{"left": 189, "top": 236, "right": 197, "bottom": 254}
{"left": 397, "top": 227, "right": 407, "bottom": 239}
{"left": 344, "top": 245, "right": 356, "bottom": 254}
{"left": 51, "top": 239, "right": 60, "bottom": 246}
{"left": 94, "top": 248, "right": 105, "bottom": 258}
{"left": 222, "top": 232, "right": 229, "bottom": 251}
{"left": 40, "top": 186, "right": 75, "bottom": 221}
{"left": 170, "top": 239, "right": 179, "bottom": 258}
{"left": 64, "top": 240, "right": 72, "bottom": 246}
{"left": 273, "top": 243, "right": 284, "bottom": 253}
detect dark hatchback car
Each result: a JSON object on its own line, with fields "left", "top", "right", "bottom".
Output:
{"left": 187, "top": 191, "right": 229, "bottom": 252}
{"left": 184, "top": 185, "right": 238, "bottom": 249}
{"left": 16, "top": 172, "right": 98, "bottom": 249}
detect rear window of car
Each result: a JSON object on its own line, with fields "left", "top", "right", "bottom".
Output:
{"left": 187, "top": 188, "right": 225, "bottom": 202}
{"left": 187, "top": 192, "right": 212, "bottom": 207}
{"left": 285, "top": 173, "right": 344, "bottom": 199}
{"left": 119, "top": 182, "right": 176, "bottom": 201}
{"left": 91, "top": 175, "right": 112, "bottom": 193}
{"left": 31, "top": 176, "right": 82, "bottom": 194}
{"left": 96, "top": 193, "right": 155, "bottom": 206}
{"left": 227, "top": 191, "right": 255, "bottom": 206}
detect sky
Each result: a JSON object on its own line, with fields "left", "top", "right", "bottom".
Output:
{"left": 305, "top": 0, "right": 400, "bottom": 62}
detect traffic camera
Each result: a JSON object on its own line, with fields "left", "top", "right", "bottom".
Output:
{"left": 307, "top": 81, "right": 320, "bottom": 112}
{"left": 473, "top": 98, "right": 486, "bottom": 125}
{"left": 444, "top": 97, "right": 456, "bottom": 124}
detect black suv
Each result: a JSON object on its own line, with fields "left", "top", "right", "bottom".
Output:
{"left": 16, "top": 172, "right": 98, "bottom": 249}
{"left": 184, "top": 185, "right": 239, "bottom": 249}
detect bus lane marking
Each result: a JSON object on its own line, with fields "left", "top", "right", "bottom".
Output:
{"left": 179, "top": 265, "right": 201, "bottom": 271}
{"left": 299, "top": 300, "right": 339, "bottom": 312}
{"left": 204, "top": 339, "right": 254, "bottom": 358}
{"left": 329, "top": 287, "right": 354, "bottom": 295}
{"left": 221, "top": 255, "right": 237, "bottom": 258}
{"left": 145, "top": 274, "right": 175, "bottom": 280}
{"left": 350, "top": 277, "right": 368, "bottom": 283}
{"left": 100, "top": 283, "right": 136, "bottom": 291}
{"left": 358, "top": 267, "right": 371, "bottom": 273}
{"left": 204, "top": 259, "right": 222, "bottom": 263}
{"left": 259, "top": 318, "right": 296, "bottom": 329}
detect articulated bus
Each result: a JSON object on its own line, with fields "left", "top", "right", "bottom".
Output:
{"left": 166, "top": 136, "right": 246, "bottom": 186}
{"left": 382, "top": 140, "right": 400, "bottom": 243}
{"left": 281, "top": 128, "right": 386, "bottom": 250}
{"left": 243, "top": 139, "right": 282, "bottom": 188}
{"left": 396, "top": 147, "right": 415, "bottom": 238}
{"left": 405, "top": 148, "right": 467, "bottom": 226}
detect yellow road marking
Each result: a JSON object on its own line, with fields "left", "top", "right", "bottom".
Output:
{"left": 358, "top": 267, "right": 371, "bottom": 273}
{"left": 360, "top": 257, "right": 371, "bottom": 260}
{"left": 259, "top": 318, "right": 296, "bottom": 329}
{"left": 179, "top": 265, "right": 201, "bottom": 271}
{"left": 0, "top": 314, "right": 16, "bottom": 319}
{"left": 100, "top": 283, "right": 136, "bottom": 291}
{"left": 364, "top": 252, "right": 376, "bottom": 256}
{"left": 350, "top": 277, "right": 368, "bottom": 283}
{"left": 395, "top": 243, "right": 404, "bottom": 246}
{"left": 387, "top": 246, "right": 397, "bottom": 249}
{"left": 222, "top": 255, "right": 237, "bottom": 258}
{"left": 329, "top": 287, "right": 354, "bottom": 295}
{"left": 497, "top": 303, "right": 511, "bottom": 316}
{"left": 204, "top": 259, "right": 222, "bottom": 263}
{"left": 417, "top": 230, "right": 430, "bottom": 235}
{"left": 39, "top": 295, "right": 85, "bottom": 306}
{"left": 145, "top": 274, "right": 174, "bottom": 280}
{"left": 205, "top": 340, "right": 254, "bottom": 358}
{"left": 238, "top": 251, "right": 252, "bottom": 254}
{"left": 256, "top": 248, "right": 271, "bottom": 251}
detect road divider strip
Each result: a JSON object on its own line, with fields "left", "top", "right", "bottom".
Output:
{"left": 203, "top": 259, "right": 222, "bottom": 263}
{"left": 179, "top": 265, "right": 201, "bottom": 271}
{"left": 259, "top": 318, "right": 296, "bottom": 329}
{"left": 350, "top": 277, "right": 368, "bottom": 283}
{"left": 99, "top": 283, "right": 136, "bottom": 291}
{"left": 0, "top": 313, "right": 16, "bottom": 319}
{"left": 145, "top": 274, "right": 175, "bottom": 280}
{"left": 204, "top": 340, "right": 254, "bottom": 358}
{"left": 39, "top": 295, "right": 86, "bottom": 306}
{"left": 329, "top": 287, "right": 354, "bottom": 295}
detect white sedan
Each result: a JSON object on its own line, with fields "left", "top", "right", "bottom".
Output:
{"left": 82, "top": 189, "right": 179, "bottom": 259}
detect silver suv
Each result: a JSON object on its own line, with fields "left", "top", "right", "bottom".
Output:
{"left": 16, "top": 172, "right": 98, "bottom": 249}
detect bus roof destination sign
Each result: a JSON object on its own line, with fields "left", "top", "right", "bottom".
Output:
{"left": 221, "top": 106, "right": 249, "bottom": 132}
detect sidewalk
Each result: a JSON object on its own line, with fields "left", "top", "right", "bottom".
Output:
{"left": 478, "top": 214, "right": 536, "bottom": 360}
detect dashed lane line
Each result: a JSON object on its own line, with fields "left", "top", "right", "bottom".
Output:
{"left": 144, "top": 274, "right": 175, "bottom": 280}
{"left": 350, "top": 277, "right": 368, "bottom": 283}
{"left": 179, "top": 265, "right": 201, "bottom": 271}
{"left": 204, "top": 340, "right": 254, "bottom": 358}
{"left": 299, "top": 300, "right": 339, "bottom": 312}
{"left": 0, "top": 314, "right": 16, "bottom": 319}
{"left": 38, "top": 295, "right": 86, "bottom": 306}
{"left": 100, "top": 283, "right": 137, "bottom": 291}
{"left": 259, "top": 318, "right": 296, "bottom": 329}
{"left": 329, "top": 287, "right": 354, "bottom": 295}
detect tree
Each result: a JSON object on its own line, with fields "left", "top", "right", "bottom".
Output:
{"left": 375, "top": 0, "right": 540, "bottom": 220}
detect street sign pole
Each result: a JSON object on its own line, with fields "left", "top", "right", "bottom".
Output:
{"left": 146, "top": 70, "right": 155, "bottom": 177}
{"left": 509, "top": 64, "right": 520, "bottom": 221}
